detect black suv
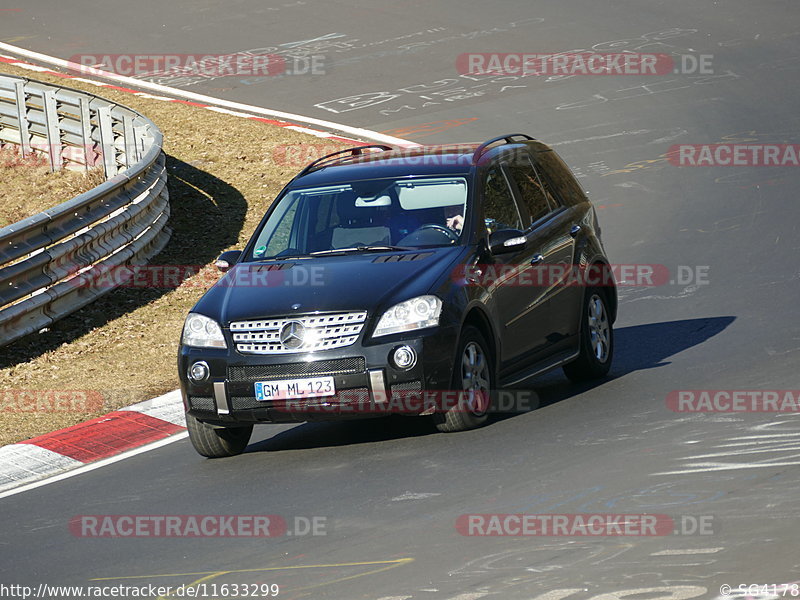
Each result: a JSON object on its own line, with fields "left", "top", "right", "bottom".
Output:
{"left": 178, "top": 134, "right": 616, "bottom": 457}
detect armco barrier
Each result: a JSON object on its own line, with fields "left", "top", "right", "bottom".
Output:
{"left": 0, "top": 74, "right": 170, "bottom": 347}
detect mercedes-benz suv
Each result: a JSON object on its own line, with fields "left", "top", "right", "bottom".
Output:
{"left": 178, "top": 134, "right": 617, "bottom": 457}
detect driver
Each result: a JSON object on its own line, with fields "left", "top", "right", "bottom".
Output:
{"left": 444, "top": 205, "right": 464, "bottom": 232}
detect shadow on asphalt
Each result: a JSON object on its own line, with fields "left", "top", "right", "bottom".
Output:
{"left": 245, "top": 415, "right": 439, "bottom": 453}
{"left": 246, "top": 315, "right": 736, "bottom": 452}
{"left": 515, "top": 315, "right": 738, "bottom": 412}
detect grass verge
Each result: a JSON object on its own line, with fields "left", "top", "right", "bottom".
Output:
{"left": 0, "top": 148, "right": 105, "bottom": 228}
{"left": 0, "top": 62, "right": 350, "bottom": 445}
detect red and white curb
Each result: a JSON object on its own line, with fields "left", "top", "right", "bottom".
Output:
{"left": 0, "top": 45, "right": 416, "bottom": 495}
{"left": 0, "top": 391, "right": 186, "bottom": 494}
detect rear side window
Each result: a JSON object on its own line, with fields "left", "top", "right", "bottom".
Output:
{"left": 506, "top": 154, "right": 556, "bottom": 225}
{"left": 533, "top": 150, "right": 588, "bottom": 208}
{"left": 483, "top": 166, "right": 523, "bottom": 231}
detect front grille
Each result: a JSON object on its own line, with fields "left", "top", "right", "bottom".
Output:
{"left": 189, "top": 396, "right": 215, "bottom": 412}
{"left": 391, "top": 381, "right": 423, "bottom": 397}
{"left": 231, "top": 387, "right": 370, "bottom": 411}
{"left": 231, "top": 396, "right": 267, "bottom": 411}
{"left": 228, "top": 357, "right": 366, "bottom": 382}
{"left": 230, "top": 311, "right": 367, "bottom": 354}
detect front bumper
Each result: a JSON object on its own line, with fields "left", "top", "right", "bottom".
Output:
{"left": 178, "top": 326, "right": 458, "bottom": 425}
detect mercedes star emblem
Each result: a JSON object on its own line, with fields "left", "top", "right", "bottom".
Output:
{"left": 279, "top": 321, "right": 305, "bottom": 349}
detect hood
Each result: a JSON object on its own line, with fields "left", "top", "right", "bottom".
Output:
{"left": 192, "top": 247, "right": 463, "bottom": 325}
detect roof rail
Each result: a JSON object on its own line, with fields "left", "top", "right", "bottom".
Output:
{"left": 472, "top": 133, "right": 535, "bottom": 163}
{"left": 296, "top": 144, "right": 394, "bottom": 177}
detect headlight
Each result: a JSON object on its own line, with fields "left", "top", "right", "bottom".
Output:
{"left": 182, "top": 313, "right": 227, "bottom": 349}
{"left": 373, "top": 296, "right": 442, "bottom": 337}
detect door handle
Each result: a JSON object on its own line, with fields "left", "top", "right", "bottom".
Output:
{"left": 569, "top": 225, "right": 581, "bottom": 238}
{"left": 530, "top": 254, "right": 544, "bottom": 265}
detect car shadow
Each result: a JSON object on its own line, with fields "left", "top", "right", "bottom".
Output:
{"left": 492, "top": 314, "right": 737, "bottom": 419}
{"left": 245, "top": 415, "right": 440, "bottom": 453}
{"left": 0, "top": 156, "right": 248, "bottom": 367}
{"left": 246, "top": 315, "right": 736, "bottom": 451}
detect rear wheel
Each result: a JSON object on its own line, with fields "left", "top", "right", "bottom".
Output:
{"left": 434, "top": 326, "right": 494, "bottom": 432}
{"left": 186, "top": 413, "right": 253, "bottom": 458}
{"left": 563, "top": 287, "right": 613, "bottom": 382}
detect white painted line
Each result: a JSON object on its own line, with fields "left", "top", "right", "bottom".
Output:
{"left": 650, "top": 548, "right": 724, "bottom": 556}
{"left": 0, "top": 445, "right": 82, "bottom": 493}
{"left": 527, "top": 591, "right": 584, "bottom": 600}
{"left": 713, "top": 437, "right": 800, "bottom": 448}
{"left": 684, "top": 445, "right": 800, "bottom": 459}
{"left": 0, "top": 432, "right": 189, "bottom": 499}
{"left": 0, "top": 42, "right": 418, "bottom": 148}
{"left": 391, "top": 492, "right": 442, "bottom": 501}
{"left": 655, "top": 460, "right": 800, "bottom": 475}
{"left": 729, "top": 432, "right": 800, "bottom": 440}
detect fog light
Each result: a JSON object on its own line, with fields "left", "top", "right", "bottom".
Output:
{"left": 392, "top": 345, "right": 417, "bottom": 370}
{"left": 188, "top": 361, "right": 210, "bottom": 382}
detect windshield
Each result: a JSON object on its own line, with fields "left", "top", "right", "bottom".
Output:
{"left": 248, "top": 177, "right": 468, "bottom": 260}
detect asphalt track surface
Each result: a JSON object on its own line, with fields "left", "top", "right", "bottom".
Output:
{"left": 2, "top": 1, "right": 800, "bottom": 598}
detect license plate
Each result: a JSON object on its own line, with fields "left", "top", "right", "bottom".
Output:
{"left": 254, "top": 376, "right": 336, "bottom": 401}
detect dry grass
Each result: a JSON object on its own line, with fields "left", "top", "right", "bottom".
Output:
{"left": 0, "top": 63, "right": 350, "bottom": 445}
{"left": 0, "top": 148, "right": 105, "bottom": 228}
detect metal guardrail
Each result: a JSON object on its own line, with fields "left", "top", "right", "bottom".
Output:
{"left": 0, "top": 74, "right": 170, "bottom": 347}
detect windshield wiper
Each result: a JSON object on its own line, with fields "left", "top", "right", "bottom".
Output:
{"left": 253, "top": 254, "right": 311, "bottom": 261}
{"left": 309, "top": 245, "right": 411, "bottom": 256}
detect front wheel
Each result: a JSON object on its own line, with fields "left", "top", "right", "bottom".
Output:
{"left": 434, "top": 326, "right": 494, "bottom": 433}
{"left": 563, "top": 288, "right": 614, "bottom": 382}
{"left": 186, "top": 413, "right": 253, "bottom": 458}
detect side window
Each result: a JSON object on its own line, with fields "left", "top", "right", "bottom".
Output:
{"left": 532, "top": 150, "right": 587, "bottom": 208}
{"left": 258, "top": 196, "right": 300, "bottom": 257}
{"left": 506, "top": 154, "right": 556, "bottom": 225}
{"left": 483, "top": 166, "right": 523, "bottom": 232}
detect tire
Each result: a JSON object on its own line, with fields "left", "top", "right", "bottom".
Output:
{"left": 563, "top": 287, "right": 614, "bottom": 382}
{"left": 186, "top": 413, "right": 253, "bottom": 458}
{"left": 434, "top": 326, "right": 494, "bottom": 433}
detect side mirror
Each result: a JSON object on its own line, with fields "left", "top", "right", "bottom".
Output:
{"left": 488, "top": 229, "right": 527, "bottom": 255}
{"left": 215, "top": 250, "right": 242, "bottom": 273}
